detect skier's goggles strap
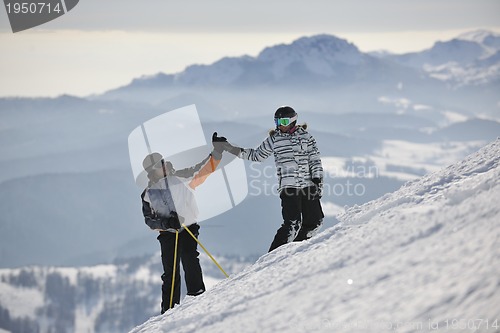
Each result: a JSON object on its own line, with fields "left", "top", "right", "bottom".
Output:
{"left": 151, "top": 159, "right": 174, "bottom": 173}
{"left": 149, "top": 158, "right": 165, "bottom": 170}
{"left": 275, "top": 115, "right": 297, "bottom": 127}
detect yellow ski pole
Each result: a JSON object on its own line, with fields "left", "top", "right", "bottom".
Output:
{"left": 182, "top": 224, "right": 229, "bottom": 278}
{"left": 169, "top": 230, "right": 179, "bottom": 310}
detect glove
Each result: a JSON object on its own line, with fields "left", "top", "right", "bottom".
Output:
{"left": 212, "top": 132, "right": 242, "bottom": 157}
{"left": 212, "top": 132, "right": 227, "bottom": 142}
{"left": 223, "top": 141, "right": 243, "bottom": 156}
{"left": 310, "top": 178, "right": 323, "bottom": 200}
{"left": 160, "top": 211, "right": 181, "bottom": 230}
{"left": 212, "top": 132, "right": 226, "bottom": 160}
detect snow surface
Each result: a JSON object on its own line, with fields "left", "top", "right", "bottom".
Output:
{"left": 130, "top": 139, "right": 500, "bottom": 333}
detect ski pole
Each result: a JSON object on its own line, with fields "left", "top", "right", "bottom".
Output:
{"left": 182, "top": 224, "right": 229, "bottom": 278}
{"left": 169, "top": 230, "right": 179, "bottom": 310}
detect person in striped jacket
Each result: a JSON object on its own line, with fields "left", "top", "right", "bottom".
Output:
{"left": 223, "top": 106, "right": 325, "bottom": 252}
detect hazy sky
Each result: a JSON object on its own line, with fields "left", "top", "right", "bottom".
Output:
{"left": 1, "top": 0, "right": 499, "bottom": 97}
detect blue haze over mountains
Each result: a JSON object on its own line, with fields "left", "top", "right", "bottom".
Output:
{"left": 0, "top": 31, "right": 499, "bottom": 268}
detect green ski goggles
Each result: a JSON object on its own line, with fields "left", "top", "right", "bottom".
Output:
{"left": 275, "top": 115, "right": 298, "bottom": 127}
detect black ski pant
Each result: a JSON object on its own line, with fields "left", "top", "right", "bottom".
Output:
{"left": 158, "top": 223, "right": 205, "bottom": 313}
{"left": 269, "top": 186, "right": 325, "bottom": 252}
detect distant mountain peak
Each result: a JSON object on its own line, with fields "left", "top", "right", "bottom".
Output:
{"left": 430, "top": 38, "right": 487, "bottom": 59}
{"left": 291, "top": 34, "right": 358, "bottom": 50}
{"left": 457, "top": 29, "right": 500, "bottom": 55}
{"left": 258, "top": 34, "right": 361, "bottom": 62}
{"left": 457, "top": 29, "right": 500, "bottom": 43}
{"left": 255, "top": 34, "right": 364, "bottom": 79}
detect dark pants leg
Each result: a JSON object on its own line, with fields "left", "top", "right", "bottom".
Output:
{"left": 269, "top": 188, "right": 303, "bottom": 252}
{"left": 179, "top": 224, "right": 205, "bottom": 296}
{"left": 158, "top": 231, "right": 181, "bottom": 313}
{"left": 294, "top": 186, "right": 324, "bottom": 242}
{"left": 157, "top": 224, "right": 205, "bottom": 314}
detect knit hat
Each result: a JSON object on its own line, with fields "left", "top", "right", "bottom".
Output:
{"left": 142, "top": 152, "right": 163, "bottom": 172}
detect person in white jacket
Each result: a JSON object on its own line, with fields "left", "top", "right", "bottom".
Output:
{"left": 141, "top": 133, "right": 225, "bottom": 313}
{"left": 223, "top": 106, "right": 325, "bottom": 252}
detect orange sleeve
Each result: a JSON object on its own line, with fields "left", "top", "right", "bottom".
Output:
{"left": 188, "top": 155, "right": 221, "bottom": 190}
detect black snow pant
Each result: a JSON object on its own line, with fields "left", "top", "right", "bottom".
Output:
{"left": 269, "top": 186, "right": 325, "bottom": 252}
{"left": 158, "top": 223, "right": 205, "bottom": 314}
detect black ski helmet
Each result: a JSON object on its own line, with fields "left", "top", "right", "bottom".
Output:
{"left": 274, "top": 106, "right": 298, "bottom": 127}
{"left": 275, "top": 106, "right": 297, "bottom": 119}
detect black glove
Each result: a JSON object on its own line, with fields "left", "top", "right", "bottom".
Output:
{"left": 161, "top": 211, "right": 181, "bottom": 230}
{"left": 212, "top": 132, "right": 227, "bottom": 160}
{"left": 212, "top": 132, "right": 242, "bottom": 157}
{"left": 310, "top": 178, "right": 323, "bottom": 200}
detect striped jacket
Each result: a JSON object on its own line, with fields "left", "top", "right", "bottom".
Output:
{"left": 240, "top": 125, "right": 323, "bottom": 191}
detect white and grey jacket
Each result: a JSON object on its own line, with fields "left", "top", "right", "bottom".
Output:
{"left": 141, "top": 153, "right": 221, "bottom": 233}
{"left": 240, "top": 125, "right": 323, "bottom": 191}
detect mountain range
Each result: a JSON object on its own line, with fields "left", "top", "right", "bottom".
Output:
{"left": 98, "top": 30, "right": 500, "bottom": 119}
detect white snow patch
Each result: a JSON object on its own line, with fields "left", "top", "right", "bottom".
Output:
{"left": 324, "top": 140, "right": 485, "bottom": 182}
{"left": 412, "top": 104, "right": 432, "bottom": 111}
{"left": 441, "top": 110, "right": 469, "bottom": 123}
{"left": 378, "top": 96, "right": 411, "bottom": 109}
{"left": 372, "top": 140, "right": 486, "bottom": 180}
{"left": 53, "top": 267, "right": 79, "bottom": 285}
{"left": 79, "top": 265, "right": 118, "bottom": 279}
{"left": 0, "top": 281, "right": 44, "bottom": 319}
{"left": 424, "top": 62, "right": 500, "bottom": 87}
{"left": 134, "top": 267, "right": 155, "bottom": 283}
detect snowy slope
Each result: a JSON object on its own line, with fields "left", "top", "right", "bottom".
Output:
{"left": 131, "top": 138, "right": 500, "bottom": 333}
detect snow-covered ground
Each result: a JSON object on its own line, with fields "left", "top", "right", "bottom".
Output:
{"left": 131, "top": 138, "right": 500, "bottom": 333}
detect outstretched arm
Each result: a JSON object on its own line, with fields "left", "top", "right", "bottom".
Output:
{"left": 240, "top": 136, "right": 274, "bottom": 162}
{"left": 174, "top": 154, "right": 221, "bottom": 190}
{"left": 175, "top": 133, "right": 227, "bottom": 189}
{"left": 216, "top": 132, "right": 273, "bottom": 162}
